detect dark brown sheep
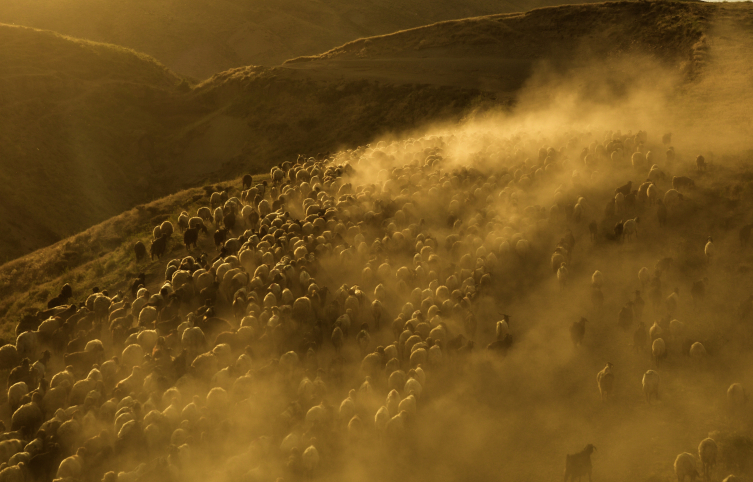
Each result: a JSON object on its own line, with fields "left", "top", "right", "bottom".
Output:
{"left": 564, "top": 444, "right": 596, "bottom": 482}
{"left": 134, "top": 241, "right": 147, "bottom": 261}
{"left": 150, "top": 233, "right": 169, "bottom": 260}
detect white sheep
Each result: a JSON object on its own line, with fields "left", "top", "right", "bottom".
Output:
{"left": 698, "top": 438, "right": 717, "bottom": 480}
{"left": 727, "top": 383, "right": 747, "bottom": 408}
{"left": 641, "top": 370, "right": 659, "bottom": 404}
{"left": 638, "top": 268, "right": 650, "bottom": 290}
{"left": 302, "top": 445, "right": 320, "bottom": 477}
{"left": 689, "top": 342, "right": 706, "bottom": 361}
{"left": 591, "top": 270, "right": 603, "bottom": 288}
{"left": 7, "top": 382, "right": 28, "bottom": 414}
{"left": 557, "top": 262, "right": 569, "bottom": 289}
{"left": 622, "top": 217, "right": 639, "bottom": 240}
{"left": 674, "top": 452, "right": 699, "bottom": 482}
{"left": 652, "top": 338, "right": 666, "bottom": 366}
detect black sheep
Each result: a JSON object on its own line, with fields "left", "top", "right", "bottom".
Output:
{"left": 570, "top": 317, "right": 587, "bottom": 346}
{"left": 242, "top": 174, "right": 253, "bottom": 189}
{"left": 223, "top": 208, "right": 236, "bottom": 232}
{"left": 615, "top": 180, "right": 632, "bottom": 197}
{"left": 64, "top": 346, "right": 104, "bottom": 375}
{"left": 564, "top": 444, "right": 596, "bottom": 482}
{"left": 184, "top": 225, "right": 207, "bottom": 250}
{"left": 150, "top": 233, "right": 169, "bottom": 260}
{"left": 130, "top": 274, "right": 146, "bottom": 298}
{"left": 214, "top": 228, "right": 228, "bottom": 250}
{"left": 134, "top": 241, "right": 147, "bottom": 261}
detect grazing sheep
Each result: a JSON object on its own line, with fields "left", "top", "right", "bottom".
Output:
{"left": 150, "top": 234, "right": 169, "bottom": 260}
{"left": 134, "top": 241, "right": 147, "bottom": 262}
{"left": 727, "top": 383, "right": 747, "bottom": 408}
{"left": 557, "top": 262, "right": 569, "bottom": 289}
{"left": 570, "top": 317, "right": 587, "bottom": 347}
{"left": 652, "top": 338, "right": 667, "bottom": 366}
{"left": 564, "top": 444, "right": 596, "bottom": 482}
{"left": 591, "top": 270, "right": 603, "bottom": 288}
{"left": 698, "top": 438, "right": 717, "bottom": 481}
{"left": 596, "top": 362, "right": 614, "bottom": 402}
{"left": 622, "top": 217, "right": 639, "bottom": 240}
{"left": 161, "top": 220, "right": 175, "bottom": 237}
{"left": 615, "top": 181, "right": 632, "bottom": 197}
{"left": 696, "top": 155, "right": 706, "bottom": 172}
{"left": 672, "top": 176, "right": 695, "bottom": 191}
{"left": 184, "top": 225, "right": 207, "bottom": 250}
{"left": 642, "top": 370, "right": 660, "bottom": 403}
{"left": 674, "top": 452, "right": 699, "bottom": 482}
{"left": 689, "top": 342, "right": 706, "bottom": 360}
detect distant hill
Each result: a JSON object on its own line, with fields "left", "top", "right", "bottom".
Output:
{"left": 0, "top": 0, "right": 607, "bottom": 79}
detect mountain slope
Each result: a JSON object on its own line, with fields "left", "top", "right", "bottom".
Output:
{"left": 0, "top": 0, "right": 607, "bottom": 79}
{"left": 0, "top": 24, "right": 492, "bottom": 262}
{"left": 3, "top": 1, "right": 751, "bottom": 263}
{"left": 0, "top": 24, "right": 197, "bottom": 262}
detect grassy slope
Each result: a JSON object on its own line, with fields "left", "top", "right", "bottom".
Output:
{"left": 0, "top": 0, "right": 607, "bottom": 79}
{"left": 0, "top": 24, "right": 199, "bottom": 262}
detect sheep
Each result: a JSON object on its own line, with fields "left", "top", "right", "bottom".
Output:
{"left": 134, "top": 241, "right": 147, "bottom": 261}
{"left": 7, "top": 382, "right": 28, "bottom": 414}
{"left": 652, "top": 338, "right": 667, "bottom": 366}
{"left": 642, "top": 370, "right": 660, "bottom": 403}
{"left": 698, "top": 438, "right": 717, "bottom": 480}
{"left": 672, "top": 176, "right": 695, "bottom": 191}
{"left": 615, "top": 181, "right": 632, "bottom": 197}
{"left": 664, "top": 189, "right": 684, "bottom": 209}
{"left": 727, "top": 383, "right": 747, "bottom": 408}
{"left": 696, "top": 155, "right": 706, "bottom": 171}
{"left": 184, "top": 225, "right": 208, "bottom": 250}
{"left": 557, "top": 262, "right": 569, "bottom": 289}
{"left": 704, "top": 237, "right": 714, "bottom": 263}
{"left": 689, "top": 342, "right": 706, "bottom": 360}
{"left": 674, "top": 452, "right": 699, "bottom": 482}
{"left": 161, "top": 220, "right": 175, "bottom": 238}
{"left": 622, "top": 217, "right": 639, "bottom": 240}
{"left": 150, "top": 233, "right": 169, "bottom": 260}
{"left": 564, "top": 444, "right": 596, "bottom": 482}
{"left": 0, "top": 345, "right": 19, "bottom": 371}
{"left": 591, "top": 270, "right": 603, "bottom": 288}
{"left": 596, "top": 362, "right": 614, "bottom": 402}
{"left": 569, "top": 317, "right": 587, "bottom": 347}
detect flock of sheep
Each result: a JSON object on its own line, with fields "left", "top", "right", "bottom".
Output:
{"left": 0, "top": 128, "right": 750, "bottom": 482}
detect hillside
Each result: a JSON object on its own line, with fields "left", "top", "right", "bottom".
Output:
{"left": 0, "top": 0, "right": 607, "bottom": 80}
{"left": 3, "top": 1, "right": 752, "bottom": 262}
{"left": 0, "top": 23, "right": 490, "bottom": 261}
{"left": 0, "top": 24, "right": 197, "bottom": 262}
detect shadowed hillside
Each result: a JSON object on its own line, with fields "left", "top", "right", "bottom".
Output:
{"left": 0, "top": 0, "right": 608, "bottom": 79}
{"left": 0, "top": 24, "right": 196, "bottom": 262}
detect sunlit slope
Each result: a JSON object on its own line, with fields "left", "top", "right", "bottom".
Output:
{"left": 0, "top": 0, "right": 607, "bottom": 79}
{"left": 0, "top": 24, "right": 197, "bottom": 262}
{"left": 284, "top": 1, "right": 710, "bottom": 90}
